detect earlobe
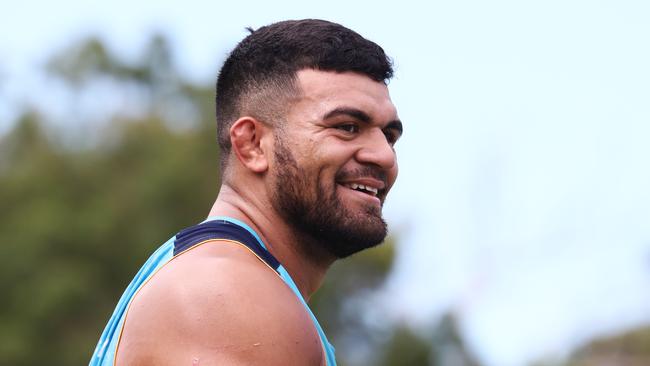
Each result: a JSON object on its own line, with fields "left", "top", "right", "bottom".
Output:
{"left": 229, "top": 117, "right": 269, "bottom": 173}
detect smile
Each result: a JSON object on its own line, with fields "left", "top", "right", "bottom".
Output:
{"left": 343, "top": 183, "right": 379, "bottom": 196}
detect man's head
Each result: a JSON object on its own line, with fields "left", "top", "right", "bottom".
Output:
{"left": 270, "top": 69, "right": 401, "bottom": 258}
{"left": 216, "top": 20, "right": 401, "bottom": 259}
{"left": 215, "top": 19, "right": 393, "bottom": 171}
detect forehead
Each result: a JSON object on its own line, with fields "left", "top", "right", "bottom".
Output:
{"left": 291, "top": 69, "right": 398, "bottom": 122}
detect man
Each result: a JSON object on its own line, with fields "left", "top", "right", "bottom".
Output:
{"left": 90, "top": 19, "right": 402, "bottom": 365}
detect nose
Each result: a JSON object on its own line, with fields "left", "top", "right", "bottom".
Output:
{"left": 355, "top": 128, "right": 397, "bottom": 170}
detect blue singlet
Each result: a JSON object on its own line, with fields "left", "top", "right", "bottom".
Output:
{"left": 89, "top": 216, "right": 336, "bottom": 365}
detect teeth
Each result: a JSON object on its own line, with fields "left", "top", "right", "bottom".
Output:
{"left": 344, "top": 183, "right": 379, "bottom": 196}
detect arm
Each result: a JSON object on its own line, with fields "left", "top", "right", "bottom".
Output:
{"left": 115, "top": 242, "right": 324, "bottom": 365}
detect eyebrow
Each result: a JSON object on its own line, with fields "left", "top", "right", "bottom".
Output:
{"left": 324, "top": 107, "right": 372, "bottom": 123}
{"left": 323, "top": 107, "right": 403, "bottom": 135}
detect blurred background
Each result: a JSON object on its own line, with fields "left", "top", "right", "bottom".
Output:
{"left": 1, "top": 1, "right": 649, "bottom": 365}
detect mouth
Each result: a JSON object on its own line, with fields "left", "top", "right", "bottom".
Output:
{"left": 342, "top": 182, "right": 380, "bottom": 197}
{"left": 337, "top": 179, "right": 387, "bottom": 206}
{"left": 335, "top": 168, "right": 389, "bottom": 205}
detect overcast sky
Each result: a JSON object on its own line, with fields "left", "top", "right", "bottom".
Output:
{"left": 2, "top": 1, "right": 650, "bottom": 365}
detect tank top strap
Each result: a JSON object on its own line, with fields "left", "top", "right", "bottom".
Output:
{"left": 174, "top": 217, "right": 281, "bottom": 272}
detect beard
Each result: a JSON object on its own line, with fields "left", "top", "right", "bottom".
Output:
{"left": 270, "top": 136, "right": 388, "bottom": 259}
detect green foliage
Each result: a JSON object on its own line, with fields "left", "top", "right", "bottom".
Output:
{"left": 0, "top": 116, "right": 218, "bottom": 365}
{"left": 381, "top": 326, "right": 433, "bottom": 366}
{"left": 47, "top": 34, "right": 176, "bottom": 87}
{"left": 0, "top": 112, "right": 220, "bottom": 365}
{"left": 534, "top": 325, "right": 650, "bottom": 366}
{"left": 0, "top": 36, "right": 218, "bottom": 365}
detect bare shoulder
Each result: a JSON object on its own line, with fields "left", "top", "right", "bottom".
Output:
{"left": 116, "top": 241, "right": 324, "bottom": 366}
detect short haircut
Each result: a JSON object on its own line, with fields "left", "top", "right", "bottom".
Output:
{"left": 215, "top": 19, "right": 394, "bottom": 171}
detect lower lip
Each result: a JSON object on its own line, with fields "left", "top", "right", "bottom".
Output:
{"left": 338, "top": 185, "right": 382, "bottom": 206}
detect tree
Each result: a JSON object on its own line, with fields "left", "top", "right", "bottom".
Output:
{"left": 1, "top": 35, "right": 218, "bottom": 365}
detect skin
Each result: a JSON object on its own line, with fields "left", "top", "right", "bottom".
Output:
{"left": 116, "top": 69, "right": 401, "bottom": 365}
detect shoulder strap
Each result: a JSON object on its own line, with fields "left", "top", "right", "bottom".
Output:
{"left": 173, "top": 219, "right": 281, "bottom": 271}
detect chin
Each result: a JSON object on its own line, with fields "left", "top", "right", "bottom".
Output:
{"left": 321, "top": 212, "right": 388, "bottom": 259}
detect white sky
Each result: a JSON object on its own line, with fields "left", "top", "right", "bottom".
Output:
{"left": 2, "top": 1, "right": 650, "bottom": 365}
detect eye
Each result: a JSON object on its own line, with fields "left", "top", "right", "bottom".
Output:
{"left": 336, "top": 124, "right": 359, "bottom": 134}
{"left": 383, "top": 128, "right": 400, "bottom": 146}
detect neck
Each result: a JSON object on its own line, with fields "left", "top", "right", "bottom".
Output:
{"left": 208, "top": 183, "right": 335, "bottom": 300}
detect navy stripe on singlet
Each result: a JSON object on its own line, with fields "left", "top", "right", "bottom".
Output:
{"left": 173, "top": 220, "right": 281, "bottom": 271}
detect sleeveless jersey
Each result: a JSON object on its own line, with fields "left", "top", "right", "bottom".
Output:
{"left": 89, "top": 216, "right": 336, "bottom": 365}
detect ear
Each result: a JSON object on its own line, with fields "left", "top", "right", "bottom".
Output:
{"left": 229, "top": 117, "right": 270, "bottom": 173}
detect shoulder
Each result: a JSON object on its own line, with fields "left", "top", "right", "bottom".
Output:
{"left": 116, "top": 240, "right": 324, "bottom": 365}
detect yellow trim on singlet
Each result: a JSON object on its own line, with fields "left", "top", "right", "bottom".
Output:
{"left": 112, "top": 238, "right": 285, "bottom": 366}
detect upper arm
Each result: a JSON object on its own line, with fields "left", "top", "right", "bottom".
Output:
{"left": 115, "top": 244, "right": 324, "bottom": 366}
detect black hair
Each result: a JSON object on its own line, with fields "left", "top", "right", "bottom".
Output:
{"left": 215, "top": 19, "right": 394, "bottom": 171}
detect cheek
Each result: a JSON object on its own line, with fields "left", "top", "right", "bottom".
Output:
{"left": 386, "top": 163, "right": 399, "bottom": 191}
{"left": 318, "top": 142, "right": 358, "bottom": 164}
{"left": 307, "top": 141, "right": 358, "bottom": 182}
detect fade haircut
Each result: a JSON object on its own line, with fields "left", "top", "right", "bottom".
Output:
{"left": 215, "top": 19, "right": 394, "bottom": 171}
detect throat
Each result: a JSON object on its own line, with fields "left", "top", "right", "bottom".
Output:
{"left": 283, "top": 229, "right": 335, "bottom": 300}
